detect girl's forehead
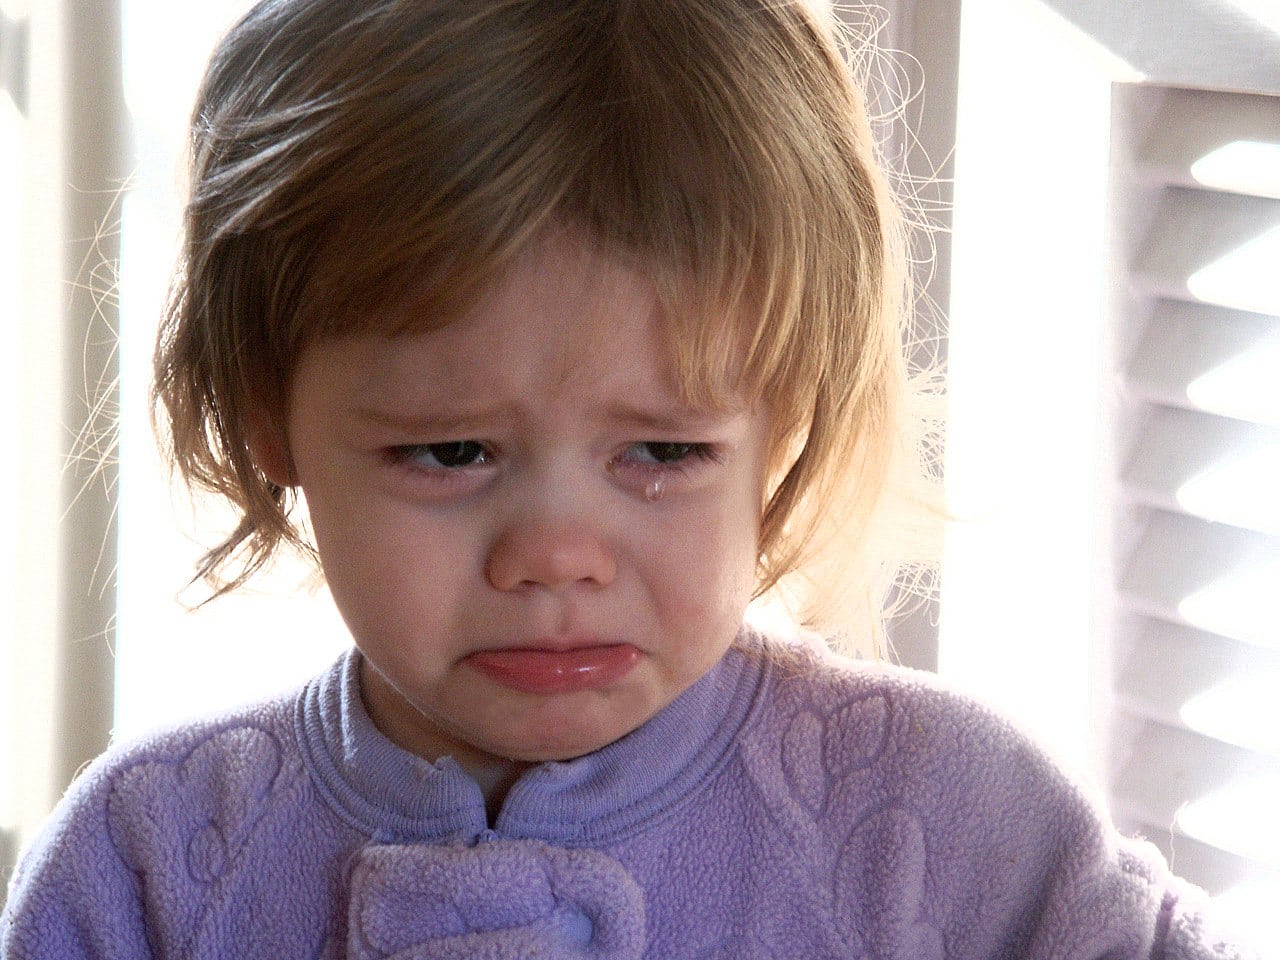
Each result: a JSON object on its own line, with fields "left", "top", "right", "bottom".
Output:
{"left": 330, "top": 227, "right": 757, "bottom": 407}
{"left": 297, "top": 323, "right": 758, "bottom": 440}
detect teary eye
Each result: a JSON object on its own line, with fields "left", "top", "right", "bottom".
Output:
{"left": 624, "top": 442, "right": 720, "bottom": 466}
{"left": 404, "top": 441, "right": 489, "bottom": 469}
{"left": 635, "top": 442, "right": 696, "bottom": 464}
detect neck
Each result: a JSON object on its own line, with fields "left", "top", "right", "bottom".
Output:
{"left": 357, "top": 658, "right": 533, "bottom": 821}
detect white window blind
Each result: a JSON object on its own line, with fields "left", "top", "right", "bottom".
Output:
{"left": 1110, "top": 86, "right": 1280, "bottom": 938}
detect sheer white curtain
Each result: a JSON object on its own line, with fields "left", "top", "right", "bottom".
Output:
{"left": 1, "top": 0, "right": 122, "bottom": 883}
{"left": 113, "top": 0, "right": 348, "bottom": 748}
{"left": 1, "top": 0, "right": 349, "bottom": 891}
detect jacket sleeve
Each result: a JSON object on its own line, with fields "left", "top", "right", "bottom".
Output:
{"left": 870, "top": 677, "right": 1261, "bottom": 960}
{"left": 3, "top": 716, "right": 326, "bottom": 960}
{"left": 2, "top": 766, "right": 153, "bottom": 960}
{"left": 754, "top": 653, "right": 1263, "bottom": 960}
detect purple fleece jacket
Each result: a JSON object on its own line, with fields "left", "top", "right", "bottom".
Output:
{"left": 0, "top": 631, "right": 1256, "bottom": 959}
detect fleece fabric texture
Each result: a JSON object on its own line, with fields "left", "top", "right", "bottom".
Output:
{"left": 1, "top": 631, "right": 1256, "bottom": 959}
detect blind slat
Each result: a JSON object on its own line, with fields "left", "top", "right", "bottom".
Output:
{"left": 1124, "top": 300, "right": 1280, "bottom": 428}
{"left": 1113, "top": 809, "right": 1280, "bottom": 898}
{"left": 1135, "top": 88, "right": 1280, "bottom": 199}
{"left": 1114, "top": 619, "right": 1280, "bottom": 756}
{"left": 1121, "top": 406, "right": 1280, "bottom": 534}
{"left": 1111, "top": 719, "right": 1280, "bottom": 868}
{"left": 1131, "top": 189, "right": 1280, "bottom": 316}
{"left": 1117, "top": 509, "right": 1280, "bottom": 647}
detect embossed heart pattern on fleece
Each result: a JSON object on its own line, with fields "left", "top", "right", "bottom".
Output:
{"left": 1, "top": 630, "right": 1259, "bottom": 959}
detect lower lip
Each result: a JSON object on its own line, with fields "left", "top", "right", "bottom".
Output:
{"left": 465, "top": 644, "right": 641, "bottom": 694}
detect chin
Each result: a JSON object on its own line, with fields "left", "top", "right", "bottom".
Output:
{"left": 497, "top": 722, "right": 634, "bottom": 764}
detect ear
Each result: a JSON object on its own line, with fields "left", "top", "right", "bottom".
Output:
{"left": 247, "top": 410, "right": 295, "bottom": 488}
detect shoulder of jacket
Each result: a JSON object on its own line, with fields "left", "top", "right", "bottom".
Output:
{"left": 82, "top": 683, "right": 302, "bottom": 797}
{"left": 19, "top": 678, "right": 310, "bottom": 881}
{"left": 744, "top": 632, "right": 1098, "bottom": 816}
{"left": 751, "top": 633, "right": 1014, "bottom": 739}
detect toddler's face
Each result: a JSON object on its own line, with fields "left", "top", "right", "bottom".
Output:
{"left": 277, "top": 229, "right": 769, "bottom": 781}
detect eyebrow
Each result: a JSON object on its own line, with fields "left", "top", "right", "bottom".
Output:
{"left": 600, "top": 401, "right": 743, "bottom": 432}
{"left": 352, "top": 406, "right": 496, "bottom": 435}
{"left": 352, "top": 400, "right": 741, "bottom": 435}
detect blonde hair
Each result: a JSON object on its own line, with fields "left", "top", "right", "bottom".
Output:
{"left": 154, "top": 0, "right": 940, "bottom": 650}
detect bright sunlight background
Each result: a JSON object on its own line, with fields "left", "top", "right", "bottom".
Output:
{"left": 114, "top": 0, "right": 348, "bottom": 740}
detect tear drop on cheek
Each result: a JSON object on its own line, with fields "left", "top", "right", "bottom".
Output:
{"left": 645, "top": 477, "right": 667, "bottom": 503}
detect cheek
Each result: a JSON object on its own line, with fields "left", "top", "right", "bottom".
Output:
{"left": 304, "top": 494, "right": 473, "bottom": 626}
{"left": 645, "top": 494, "right": 760, "bottom": 625}
{"left": 307, "top": 483, "right": 461, "bottom": 567}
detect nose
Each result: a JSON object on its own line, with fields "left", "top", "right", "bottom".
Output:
{"left": 485, "top": 521, "right": 617, "bottom": 592}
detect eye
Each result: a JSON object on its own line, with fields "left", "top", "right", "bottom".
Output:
{"left": 400, "top": 441, "right": 490, "bottom": 469}
{"left": 619, "top": 442, "right": 721, "bottom": 467}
